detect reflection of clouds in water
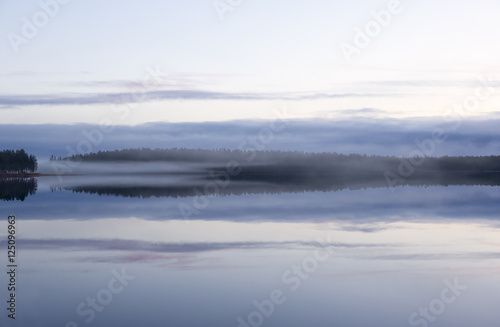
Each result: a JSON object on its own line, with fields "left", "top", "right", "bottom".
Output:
{"left": 79, "top": 253, "right": 254, "bottom": 271}
{"left": 2, "top": 239, "right": 393, "bottom": 253}
{"left": 8, "top": 218, "right": 500, "bottom": 327}
{"left": 12, "top": 217, "right": 500, "bottom": 273}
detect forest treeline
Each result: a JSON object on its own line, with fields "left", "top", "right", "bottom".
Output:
{"left": 0, "top": 149, "right": 38, "bottom": 174}
{"left": 57, "top": 148, "right": 500, "bottom": 173}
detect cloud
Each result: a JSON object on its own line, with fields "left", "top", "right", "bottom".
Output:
{"left": 0, "top": 70, "right": 93, "bottom": 77}
{"left": 333, "top": 224, "right": 390, "bottom": 233}
{"left": 64, "top": 72, "right": 234, "bottom": 90}
{"left": 6, "top": 76, "right": 498, "bottom": 108}
{"left": 316, "top": 108, "right": 389, "bottom": 118}
{"left": 370, "top": 252, "right": 500, "bottom": 261}
{"left": 365, "top": 79, "right": 500, "bottom": 88}
{"left": 0, "top": 90, "right": 395, "bottom": 107}
{"left": 1, "top": 118, "right": 500, "bottom": 159}
{"left": 338, "top": 108, "right": 386, "bottom": 115}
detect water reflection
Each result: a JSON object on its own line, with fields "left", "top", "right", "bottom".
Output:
{"left": 1, "top": 218, "right": 499, "bottom": 327}
{"left": 1, "top": 174, "right": 497, "bottom": 223}
{"left": 57, "top": 171, "right": 500, "bottom": 199}
{"left": 4, "top": 157, "right": 500, "bottom": 201}
{"left": 0, "top": 177, "right": 37, "bottom": 201}
{"left": 1, "top": 166, "right": 500, "bottom": 326}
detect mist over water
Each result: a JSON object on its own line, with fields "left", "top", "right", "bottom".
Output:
{"left": 34, "top": 153, "right": 500, "bottom": 201}
{"left": 2, "top": 153, "right": 500, "bottom": 327}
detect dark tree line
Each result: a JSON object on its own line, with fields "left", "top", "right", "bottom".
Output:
{"left": 58, "top": 147, "right": 259, "bottom": 163}
{"left": 0, "top": 149, "right": 38, "bottom": 173}
{"left": 56, "top": 147, "right": 500, "bottom": 173}
{"left": 50, "top": 147, "right": 500, "bottom": 200}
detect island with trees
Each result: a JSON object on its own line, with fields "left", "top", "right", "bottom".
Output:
{"left": 0, "top": 149, "right": 38, "bottom": 201}
{"left": 0, "top": 149, "right": 38, "bottom": 176}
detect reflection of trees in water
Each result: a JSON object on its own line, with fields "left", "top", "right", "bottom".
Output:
{"left": 0, "top": 178, "right": 37, "bottom": 201}
{"left": 62, "top": 164, "right": 500, "bottom": 199}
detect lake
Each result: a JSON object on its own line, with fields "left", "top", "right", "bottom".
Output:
{"left": 1, "top": 173, "right": 499, "bottom": 327}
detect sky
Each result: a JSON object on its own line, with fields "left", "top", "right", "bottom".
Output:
{"left": 2, "top": 118, "right": 500, "bottom": 158}
{"left": 1, "top": 0, "right": 500, "bottom": 126}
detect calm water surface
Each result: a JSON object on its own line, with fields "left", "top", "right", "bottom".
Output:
{"left": 1, "top": 176, "right": 499, "bottom": 326}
